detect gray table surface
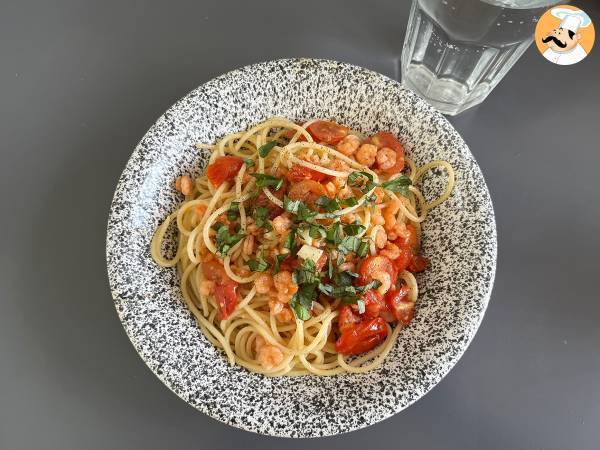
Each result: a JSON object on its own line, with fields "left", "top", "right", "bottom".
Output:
{"left": 2, "top": 1, "right": 599, "bottom": 449}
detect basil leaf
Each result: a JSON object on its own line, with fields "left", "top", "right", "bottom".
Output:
{"left": 343, "top": 223, "right": 366, "bottom": 236}
{"left": 284, "top": 196, "right": 317, "bottom": 222}
{"left": 380, "top": 175, "right": 412, "bottom": 197}
{"left": 290, "top": 283, "right": 317, "bottom": 321}
{"left": 356, "top": 279, "right": 382, "bottom": 293}
{"left": 337, "top": 252, "right": 345, "bottom": 266}
{"left": 248, "top": 257, "right": 270, "bottom": 272}
{"left": 293, "top": 259, "right": 318, "bottom": 285}
{"left": 250, "top": 173, "right": 284, "bottom": 190}
{"left": 283, "top": 196, "right": 301, "bottom": 214}
{"left": 341, "top": 196, "right": 358, "bottom": 207}
{"left": 243, "top": 158, "right": 255, "bottom": 167}
{"left": 333, "top": 270, "right": 355, "bottom": 287}
{"left": 211, "top": 221, "right": 227, "bottom": 232}
{"left": 215, "top": 226, "right": 245, "bottom": 256}
{"left": 356, "top": 240, "right": 370, "bottom": 257}
{"left": 348, "top": 171, "right": 374, "bottom": 187}
{"left": 315, "top": 196, "right": 340, "bottom": 213}
{"left": 326, "top": 222, "right": 342, "bottom": 245}
{"left": 339, "top": 235, "right": 362, "bottom": 254}
{"left": 258, "top": 140, "right": 278, "bottom": 158}
{"left": 273, "top": 253, "right": 288, "bottom": 275}
{"left": 227, "top": 202, "right": 240, "bottom": 221}
{"left": 254, "top": 206, "right": 272, "bottom": 231}
{"left": 308, "top": 223, "right": 326, "bottom": 239}
{"left": 283, "top": 228, "right": 297, "bottom": 255}
{"left": 327, "top": 250, "right": 334, "bottom": 279}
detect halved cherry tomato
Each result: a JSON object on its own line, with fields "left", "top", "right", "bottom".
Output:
{"left": 335, "top": 317, "right": 388, "bottom": 355}
{"left": 202, "top": 260, "right": 239, "bottom": 320}
{"left": 315, "top": 252, "right": 328, "bottom": 272}
{"left": 408, "top": 255, "right": 429, "bottom": 273}
{"left": 306, "top": 120, "right": 349, "bottom": 144}
{"left": 214, "top": 281, "right": 238, "bottom": 320}
{"left": 359, "top": 289, "right": 389, "bottom": 319}
{"left": 338, "top": 305, "right": 360, "bottom": 334}
{"left": 391, "top": 246, "right": 413, "bottom": 273}
{"left": 286, "top": 164, "right": 329, "bottom": 183}
{"left": 396, "top": 224, "right": 418, "bottom": 250}
{"left": 370, "top": 131, "right": 405, "bottom": 174}
{"left": 283, "top": 128, "right": 308, "bottom": 142}
{"left": 288, "top": 179, "right": 328, "bottom": 207}
{"left": 358, "top": 255, "right": 397, "bottom": 287}
{"left": 206, "top": 156, "right": 244, "bottom": 187}
{"left": 385, "top": 286, "right": 414, "bottom": 325}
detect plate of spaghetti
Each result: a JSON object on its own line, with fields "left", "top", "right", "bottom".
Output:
{"left": 107, "top": 59, "right": 496, "bottom": 437}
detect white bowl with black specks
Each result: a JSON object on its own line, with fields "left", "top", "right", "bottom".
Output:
{"left": 106, "top": 58, "right": 496, "bottom": 438}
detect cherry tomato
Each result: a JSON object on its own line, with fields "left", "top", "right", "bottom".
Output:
{"left": 391, "top": 246, "right": 413, "bottom": 273}
{"left": 306, "top": 120, "right": 349, "bottom": 144}
{"left": 408, "top": 255, "right": 429, "bottom": 273}
{"left": 283, "top": 128, "right": 308, "bottom": 142}
{"left": 370, "top": 131, "right": 405, "bottom": 174}
{"left": 202, "top": 260, "right": 239, "bottom": 320}
{"left": 358, "top": 255, "right": 397, "bottom": 287}
{"left": 385, "top": 286, "right": 414, "bottom": 325}
{"left": 206, "top": 156, "right": 244, "bottom": 187}
{"left": 288, "top": 179, "right": 328, "bottom": 207}
{"left": 359, "top": 289, "right": 388, "bottom": 319}
{"left": 214, "top": 281, "right": 238, "bottom": 320}
{"left": 396, "top": 224, "right": 418, "bottom": 250}
{"left": 338, "top": 305, "right": 360, "bottom": 334}
{"left": 286, "top": 164, "right": 329, "bottom": 183}
{"left": 335, "top": 317, "right": 388, "bottom": 355}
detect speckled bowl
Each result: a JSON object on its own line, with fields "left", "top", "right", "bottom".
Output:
{"left": 106, "top": 59, "right": 496, "bottom": 438}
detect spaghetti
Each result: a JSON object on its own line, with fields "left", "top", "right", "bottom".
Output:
{"left": 151, "top": 118, "right": 454, "bottom": 376}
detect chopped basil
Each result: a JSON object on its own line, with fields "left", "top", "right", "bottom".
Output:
{"left": 356, "top": 279, "right": 382, "bottom": 293}
{"left": 290, "top": 283, "right": 317, "bottom": 321}
{"left": 283, "top": 228, "right": 297, "bottom": 255}
{"left": 293, "top": 259, "right": 319, "bottom": 285}
{"left": 215, "top": 226, "right": 245, "bottom": 256}
{"left": 308, "top": 223, "right": 326, "bottom": 239}
{"left": 211, "top": 221, "right": 227, "bottom": 232}
{"left": 356, "top": 240, "right": 370, "bottom": 257}
{"left": 254, "top": 206, "right": 272, "bottom": 231}
{"left": 380, "top": 175, "right": 412, "bottom": 197}
{"left": 326, "top": 222, "right": 342, "bottom": 245}
{"left": 250, "top": 173, "right": 284, "bottom": 190}
{"left": 343, "top": 223, "right": 366, "bottom": 236}
{"left": 339, "top": 235, "right": 362, "bottom": 254}
{"left": 243, "top": 158, "right": 255, "bottom": 167}
{"left": 248, "top": 256, "right": 270, "bottom": 272}
{"left": 348, "top": 171, "right": 377, "bottom": 193}
{"left": 341, "top": 196, "right": 358, "bottom": 207}
{"left": 272, "top": 253, "right": 288, "bottom": 274}
{"left": 258, "top": 140, "right": 278, "bottom": 158}
{"left": 315, "top": 196, "right": 340, "bottom": 213}
{"left": 327, "top": 250, "right": 334, "bottom": 279}
{"left": 227, "top": 202, "right": 240, "bottom": 221}
{"left": 283, "top": 196, "right": 317, "bottom": 221}
{"left": 364, "top": 193, "right": 377, "bottom": 205}
{"left": 337, "top": 252, "right": 345, "bottom": 266}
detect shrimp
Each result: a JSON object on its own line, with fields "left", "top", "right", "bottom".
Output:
{"left": 257, "top": 344, "right": 284, "bottom": 370}
{"left": 376, "top": 147, "right": 397, "bottom": 171}
{"left": 272, "top": 214, "right": 292, "bottom": 234}
{"left": 269, "top": 301, "right": 294, "bottom": 323}
{"left": 355, "top": 143, "right": 378, "bottom": 167}
{"left": 372, "top": 271, "right": 392, "bottom": 295}
{"left": 242, "top": 235, "right": 255, "bottom": 255}
{"left": 273, "top": 271, "right": 298, "bottom": 303}
{"left": 255, "top": 273, "right": 273, "bottom": 294}
{"left": 336, "top": 134, "right": 361, "bottom": 156}
{"left": 375, "top": 228, "right": 387, "bottom": 249}
{"left": 383, "top": 197, "right": 402, "bottom": 231}
{"left": 380, "top": 242, "right": 400, "bottom": 260}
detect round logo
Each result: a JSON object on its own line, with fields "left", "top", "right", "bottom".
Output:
{"left": 535, "top": 5, "right": 595, "bottom": 66}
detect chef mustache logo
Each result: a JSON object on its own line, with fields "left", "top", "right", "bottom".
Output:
{"left": 541, "top": 35, "right": 567, "bottom": 48}
{"left": 535, "top": 5, "right": 595, "bottom": 66}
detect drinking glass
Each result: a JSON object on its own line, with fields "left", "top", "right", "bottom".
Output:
{"left": 401, "top": 0, "right": 558, "bottom": 115}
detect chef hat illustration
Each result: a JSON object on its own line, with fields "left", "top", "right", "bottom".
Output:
{"left": 551, "top": 7, "right": 592, "bottom": 33}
